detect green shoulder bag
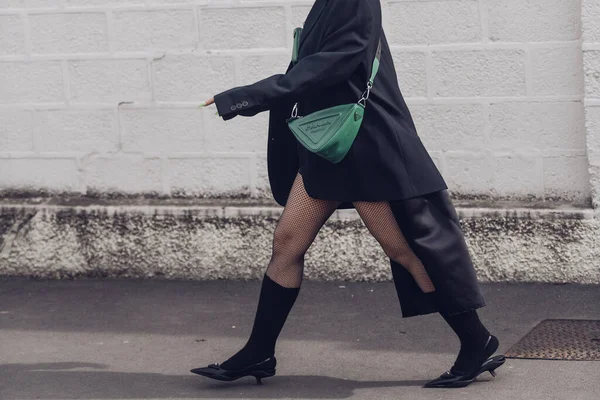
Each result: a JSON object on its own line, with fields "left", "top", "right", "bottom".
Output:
{"left": 287, "top": 27, "right": 382, "bottom": 164}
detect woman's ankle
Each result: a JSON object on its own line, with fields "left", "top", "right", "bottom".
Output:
{"left": 221, "top": 343, "right": 274, "bottom": 370}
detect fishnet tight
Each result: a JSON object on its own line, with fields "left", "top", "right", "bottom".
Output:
{"left": 266, "top": 174, "right": 435, "bottom": 293}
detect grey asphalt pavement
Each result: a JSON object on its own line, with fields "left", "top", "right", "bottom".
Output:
{"left": 1, "top": 279, "right": 599, "bottom": 400}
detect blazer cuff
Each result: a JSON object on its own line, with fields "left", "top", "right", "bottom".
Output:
{"left": 214, "top": 87, "right": 253, "bottom": 121}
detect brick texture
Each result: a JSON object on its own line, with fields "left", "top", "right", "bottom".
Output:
{"left": 583, "top": 0, "right": 600, "bottom": 207}
{"left": 387, "top": 0, "right": 481, "bottom": 45}
{"left": 29, "top": 12, "right": 108, "bottom": 54}
{"left": 112, "top": 10, "right": 196, "bottom": 52}
{"left": 154, "top": 55, "right": 236, "bottom": 102}
{"left": 490, "top": 102, "right": 587, "bottom": 151}
{"left": 0, "top": 0, "right": 594, "bottom": 204}
{"left": 431, "top": 49, "right": 527, "bottom": 97}
{"left": 0, "top": 61, "right": 64, "bottom": 104}
{"left": 199, "top": 7, "right": 286, "bottom": 50}
{"left": 120, "top": 108, "right": 203, "bottom": 153}
{"left": 585, "top": 51, "right": 600, "bottom": 99}
{"left": 83, "top": 155, "right": 162, "bottom": 194}
{"left": 0, "top": 0, "right": 59, "bottom": 8}
{"left": 0, "top": 15, "right": 25, "bottom": 55}
{"left": 0, "top": 159, "right": 79, "bottom": 192}
{"left": 0, "top": 110, "right": 34, "bottom": 152}
{"left": 487, "top": 0, "right": 581, "bottom": 42}
{"left": 34, "top": 109, "right": 118, "bottom": 153}
{"left": 69, "top": 59, "right": 151, "bottom": 103}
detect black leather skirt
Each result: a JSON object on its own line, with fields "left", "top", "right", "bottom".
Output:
{"left": 388, "top": 190, "right": 486, "bottom": 318}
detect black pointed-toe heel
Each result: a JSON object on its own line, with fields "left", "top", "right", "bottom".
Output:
{"left": 424, "top": 335, "right": 506, "bottom": 389}
{"left": 424, "top": 355, "right": 506, "bottom": 388}
{"left": 190, "top": 357, "right": 276, "bottom": 384}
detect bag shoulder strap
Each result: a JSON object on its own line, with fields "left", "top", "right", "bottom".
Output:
{"left": 292, "top": 27, "right": 303, "bottom": 65}
{"left": 369, "top": 39, "right": 382, "bottom": 85}
{"left": 358, "top": 38, "right": 382, "bottom": 107}
{"left": 290, "top": 34, "right": 383, "bottom": 118}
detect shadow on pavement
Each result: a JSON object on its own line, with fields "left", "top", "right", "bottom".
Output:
{"left": 0, "top": 362, "right": 427, "bottom": 399}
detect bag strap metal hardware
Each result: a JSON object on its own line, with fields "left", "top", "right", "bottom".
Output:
{"left": 358, "top": 82, "right": 373, "bottom": 107}
{"left": 291, "top": 103, "right": 300, "bottom": 119}
{"left": 289, "top": 34, "right": 383, "bottom": 119}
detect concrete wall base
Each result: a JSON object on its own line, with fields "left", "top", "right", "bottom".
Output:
{"left": 1, "top": 201, "right": 599, "bottom": 284}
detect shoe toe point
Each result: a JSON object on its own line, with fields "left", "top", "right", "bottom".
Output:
{"left": 190, "top": 367, "right": 212, "bottom": 376}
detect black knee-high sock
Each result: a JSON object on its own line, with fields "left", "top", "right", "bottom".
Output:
{"left": 440, "top": 310, "right": 493, "bottom": 374}
{"left": 221, "top": 275, "right": 300, "bottom": 370}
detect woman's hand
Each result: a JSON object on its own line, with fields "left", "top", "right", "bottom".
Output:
{"left": 199, "top": 98, "right": 219, "bottom": 116}
{"left": 199, "top": 98, "right": 215, "bottom": 108}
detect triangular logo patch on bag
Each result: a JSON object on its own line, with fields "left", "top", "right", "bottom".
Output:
{"left": 354, "top": 111, "right": 362, "bottom": 121}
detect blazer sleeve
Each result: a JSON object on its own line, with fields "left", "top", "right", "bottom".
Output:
{"left": 214, "top": 0, "right": 375, "bottom": 121}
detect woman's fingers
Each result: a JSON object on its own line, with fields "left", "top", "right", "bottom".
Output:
{"left": 198, "top": 98, "right": 215, "bottom": 108}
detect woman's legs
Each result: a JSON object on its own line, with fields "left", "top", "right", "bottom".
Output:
{"left": 220, "top": 174, "right": 340, "bottom": 370}
{"left": 438, "top": 311, "right": 494, "bottom": 374}
{"left": 266, "top": 174, "right": 341, "bottom": 288}
{"left": 355, "top": 201, "right": 493, "bottom": 375}
{"left": 354, "top": 201, "right": 435, "bottom": 293}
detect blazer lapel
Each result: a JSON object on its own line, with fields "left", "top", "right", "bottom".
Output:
{"left": 299, "top": 0, "right": 328, "bottom": 47}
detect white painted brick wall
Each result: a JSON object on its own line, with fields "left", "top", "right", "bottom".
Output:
{"left": 486, "top": 0, "right": 581, "bottom": 42}
{"left": 83, "top": 155, "right": 162, "bottom": 193}
{"left": 0, "top": 0, "right": 595, "bottom": 204}
{"left": 531, "top": 46, "right": 584, "bottom": 96}
{"left": 68, "top": 59, "right": 151, "bottom": 103}
{"left": 0, "top": 14, "right": 25, "bottom": 55}
{"left": 0, "top": 61, "right": 64, "bottom": 103}
{"left": 120, "top": 107, "right": 204, "bottom": 153}
{"left": 0, "top": 158, "right": 79, "bottom": 191}
{"left": 387, "top": 0, "right": 481, "bottom": 45}
{"left": 154, "top": 55, "right": 236, "bottom": 101}
{"left": 411, "top": 104, "right": 486, "bottom": 151}
{"left": 1, "top": 1, "right": 60, "bottom": 8}
{"left": 390, "top": 50, "right": 427, "bottom": 97}
{"left": 489, "top": 102, "right": 587, "bottom": 151}
{"left": 0, "top": 110, "right": 34, "bottom": 151}
{"left": 169, "top": 156, "right": 251, "bottom": 196}
{"left": 583, "top": 0, "right": 600, "bottom": 207}
{"left": 585, "top": 51, "right": 600, "bottom": 98}
{"left": 29, "top": 12, "right": 108, "bottom": 54}
{"left": 112, "top": 9, "right": 196, "bottom": 52}
{"left": 34, "top": 109, "right": 118, "bottom": 152}
{"left": 431, "top": 49, "right": 527, "bottom": 97}
{"left": 200, "top": 7, "right": 286, "bottom": 50}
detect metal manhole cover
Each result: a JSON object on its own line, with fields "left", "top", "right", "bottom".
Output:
{"left": 506, "top": 319, "right": 600, "bottom": 361}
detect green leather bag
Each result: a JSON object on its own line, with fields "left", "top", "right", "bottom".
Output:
{"left": 287, "top": 27, "right": 382, "bottom": 164}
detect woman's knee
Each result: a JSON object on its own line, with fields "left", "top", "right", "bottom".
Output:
{"left": 272, "top": 226, "right": 306, "bottom": 259}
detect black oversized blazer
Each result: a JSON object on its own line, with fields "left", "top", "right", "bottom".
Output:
{"left": 215, "top": 0, "right": 447, "bottom": 208}
{"left": 215, "top": 0, "right": 485, "bottom": 318}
